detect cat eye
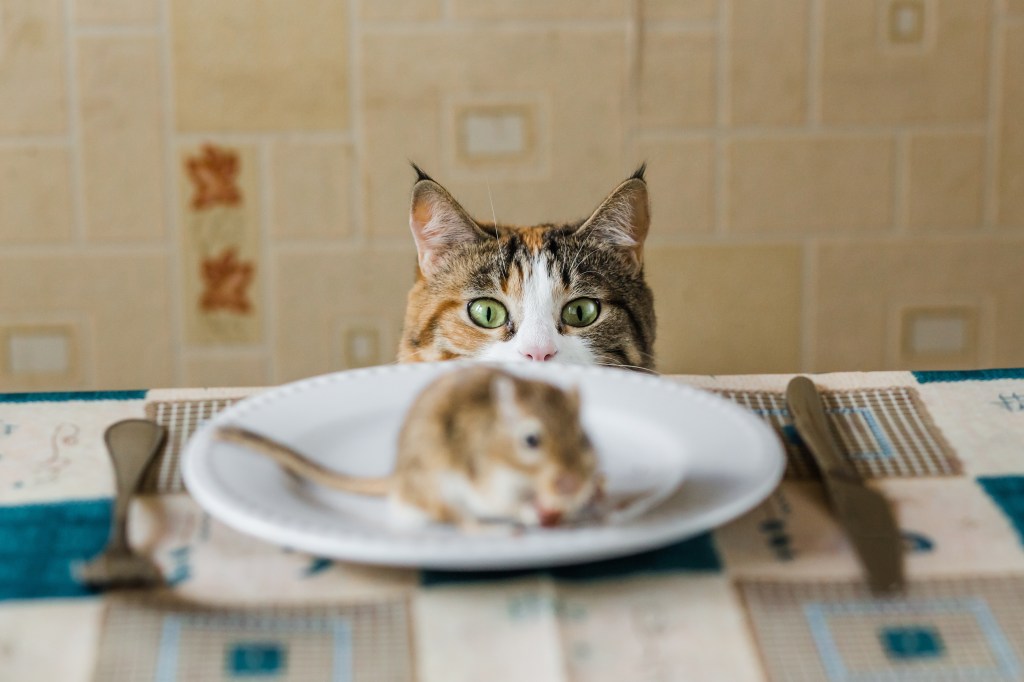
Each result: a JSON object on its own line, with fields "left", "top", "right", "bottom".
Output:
{"left": 561, "top": 298, "right": 600, "bottom": 327}
{"left": 468, "top": 298, "right": 508, "bottom": 329}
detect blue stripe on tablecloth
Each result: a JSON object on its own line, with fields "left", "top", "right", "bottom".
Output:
{"left": 419, "top": 531, "right": 721, "bottom": 587}
{"left": 0, "top": 390, "right": 147, "bottom": 403}
{"left": 0, "top": 498, "right": 111, "bottom": 601}
{"left": 978, "top": 477, "right": 1024, "bottom": 547}
{"left": 913, "top": 369, "right": 1024, "bottom": 384}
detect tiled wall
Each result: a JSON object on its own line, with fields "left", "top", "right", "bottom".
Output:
{"left": 1, "top": 0, "right": 1023, "bottom": 390}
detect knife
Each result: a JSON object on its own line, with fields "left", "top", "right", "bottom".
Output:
{"left": 785, "top": 376, "right": 905, "bottom": 595}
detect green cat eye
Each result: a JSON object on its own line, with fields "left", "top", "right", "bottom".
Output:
{"left": 468, "top": 298, "right": 508, "bottom": 329}
{"left": 562, "top": 298, "right": 600, "bottom": 327}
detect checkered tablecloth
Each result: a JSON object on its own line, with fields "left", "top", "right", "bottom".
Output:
{"left": 3, "top": 369, "right": 1024, "bottom": 681}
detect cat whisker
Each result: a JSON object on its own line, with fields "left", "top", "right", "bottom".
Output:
{"left": 591, "top": 361, "right": 660, "bottom": 375}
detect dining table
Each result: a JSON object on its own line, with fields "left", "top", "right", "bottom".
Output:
{"left": 2, "top": 366, "right": 1024, "bottom": 682}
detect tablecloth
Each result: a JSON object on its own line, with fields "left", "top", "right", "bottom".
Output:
{"left": 3, "top": 368, "right": 1024, "bottom": 681}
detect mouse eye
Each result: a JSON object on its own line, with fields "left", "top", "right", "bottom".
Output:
{"left": 524, "top": 433, "right": 541, "bottom": 448}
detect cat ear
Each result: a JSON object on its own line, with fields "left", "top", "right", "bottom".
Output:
{"left": 409, "top": 165, "right": 491, "bottom": 277}
{"left": 576, "top": 164, "right": 650, "bottom": 270}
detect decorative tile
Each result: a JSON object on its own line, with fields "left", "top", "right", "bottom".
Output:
{"left": 820, "top": 0, "right": 990, "bottom": 124}
{"left": 0, "top": 322, "right": 82, "bottom": 389}
{"left": 360, "top": 28, "right": 627, "bottom": 238}
{"left": 714, "top": 386, "right": 960, "bottom": 479}
{"left": 907, "top": 134, "right": 985, "bottom": 232}
{"left": 358, "top": 0, "right": 442, "bottom": 21}
{"left": 641, "top": 0, "right": 716, "bottom": 21}
{"left": 74, "top": 0, "right": 159, "bottom": 25}
{"left": 638, "top": 30, "right": 716, "bottom": 129}
{"left": 739, "top": 577, "right": 1024, "bottom": 681}
{"left": 271, "top": 141, "right": 353, "bottom": 239}
{"left": 92, "top": 594, "right": 413, "bottom": 682}
{"left": 637, "top": 137, "right": 714, "bottom": 236}
{"left": 727, "top": 136, "right": 894, "bottom": 234}
{"left": 897, "top": 304, "right": 981, "bottom": 368}
{"left": 644, "top": 245, "right": 802, "bottom": 374}
{"left": 450, "top": 0, "right": 626, "bottom": 19}
{"left": 179, "top": 143, "right": 263, "bottom": 345}
{"left": 0, "top": 254, "right": 174, "bottom": 390}
{"left": 0, "top": 0, "right": 67, "bottom": 135}
{"left": 814, "top": 239, "right": 1024, "bottom": 372}
{"left": 183, "top": 355, "right": 269, "bottom": 389}
{"left": 141, "top": 397, "right": 243, "bottom": 493}
{"left": 446, "top": 97, "right": 548, "bottom": 178}
{"left": 998, "top": 23, "right": 1024, "bottom": 227}
{"left": 79, "top": 36, "right": 166, "bottom": 242}
{"left": 171, "top": 0, "right": 349, "bottom": 131}
{"left": 274, "top": 248, "right": 415, "bottom": 381}
{"left": 729, "top": 0, "right": 809, "bottom": 125}
{"left": 0, "top": 147, "right": 73, "bottom": 245}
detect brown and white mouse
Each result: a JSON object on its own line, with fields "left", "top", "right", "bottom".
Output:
{"left": 215, "top": 366, "right": 603, "bottom": 529}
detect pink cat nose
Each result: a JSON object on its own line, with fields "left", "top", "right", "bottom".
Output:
{"left": 521, "top": 345, "right": 557, "bottom": 361}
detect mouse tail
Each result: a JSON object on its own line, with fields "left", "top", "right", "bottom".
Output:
{"left": 214, "top": 425, "right": 392, "bottom": 496}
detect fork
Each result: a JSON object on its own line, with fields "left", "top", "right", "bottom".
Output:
{"left": 74, "top": 419, "right": 167, "bottom": 589}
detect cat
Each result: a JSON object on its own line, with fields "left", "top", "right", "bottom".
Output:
{"left": 398, "top": 165, "right": 656, "bottom": 371}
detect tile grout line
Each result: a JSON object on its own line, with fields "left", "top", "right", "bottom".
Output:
{"left": 982, "top": 7, "right": 1005, "bottom": 231}
{"left": 75, "top": 25, "right": 160, "bottom": 37}
{"left": 893, "top": 132, "right": 911, "bottom": 234}
{"left": 635, "top": 123, "right": 989, "bottom": 140}
{"left": 257, "top": 139, "right": 278, "bottom": 383}
{"left": 807, "top": 0, "right": 823, "bottom": 127}
{"left": 713, "top": 0, "right": 730, "bottom": 237}
{"left": 801, "top": 241, "right": 818, "bottom": 372}
{"left": 348, "top": 0, "right": 369, "bottom": 254}
{"left": 176, "top": 131, "right": 355, "bottom": 145}
{"left": 62, "top": 0, "right": 86, "bottom": 246}
{"left": 157, "top": 0, "right": 186, "bottom": 387}
{"left": 624, "top": 0, "right": 639, "bottom": 172}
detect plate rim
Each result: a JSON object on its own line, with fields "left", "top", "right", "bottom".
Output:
{"left": 182, "top": 361, "right": 785, "bottom": 569}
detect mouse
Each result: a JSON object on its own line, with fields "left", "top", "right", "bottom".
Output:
{"left": 215, "top": 366, "right": 603, "bottom": 529}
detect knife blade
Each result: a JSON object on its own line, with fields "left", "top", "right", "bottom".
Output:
{"left": 785, "top": 376, "right": 905, "bottom": 595}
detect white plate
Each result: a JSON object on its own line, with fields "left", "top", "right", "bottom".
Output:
{"left": 182, "top": 362, "right": 785, "bottom": 570}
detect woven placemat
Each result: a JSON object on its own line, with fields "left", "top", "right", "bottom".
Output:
{"left": 715, "top": 387, "right": 960, "bottom": 479}
{"left": 739, "top": 576, "right": 1024, "bottom": 681}
{"left": 142, "top": 398, "right": 242, "bottom": 494}
{"left": 91, "top": 593, "right": 414, "bottom": 681}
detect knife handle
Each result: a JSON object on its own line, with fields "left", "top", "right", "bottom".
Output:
{"left": 785, "top": 376, "right": 858, "bottom": 480}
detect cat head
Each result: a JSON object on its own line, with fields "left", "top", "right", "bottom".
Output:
{"left": 398, "top": 166, "right": 656, "bottom": 370}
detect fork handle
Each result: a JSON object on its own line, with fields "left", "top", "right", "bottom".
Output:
{"left": 103, "top": 420, "right": 167, "bottom": 552}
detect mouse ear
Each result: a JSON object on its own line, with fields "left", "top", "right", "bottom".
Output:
{"left": 492, "top": 375, "right": 521, "bottom": 425}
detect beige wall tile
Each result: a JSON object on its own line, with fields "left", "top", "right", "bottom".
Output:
{"left": 645, "top": 244, "right": 803, "bottom": 374}
{"left": 74, "top": 0, "right": 158, "bottom": 25}
{"left": 727, "top": 136, "right": 894, "bottom": 234}
{"left": 179, "top": 143, "right": 263, "bottom": 345}
{"left": 642, "top": 0, "right": 716, "bottom": 21}
{"left": 271, "top": 141, "right": 352, "bottom": 239}
{"left": 79, "top": 37, "right": 166, "bottom": 242}
{"left": 1004, "top": 0, "right": 1024, "bottom": 13}
{"left": 0, "top": 254, "right": 173, "bottom": 389}
{"left": 360, "top": 28, "right": 627, "bottom": 240}
{"left": 999, "top": 24, "right": 1024, "bottom": 226}
{"left": 358, "top": 0, "right": 441, "bottom": 21}
{"left": 639, "top": 30, "right": 716, "bottom": 129}
{"left": 172, "top": 0, "right": 349, "bottom": 131}
{"left": 821, "top": 0, "right": 990, "bottom": 124}
{"left": 637, "top": 137, "right": 714, "bottom": 237}
{"left": 907, "top": 133, "right": 984, "bottom": 231}
{"left": 184, "top": 354, "right": 269, "bottom": 388}
{"left": 815, "top": 239, "right": 1024, "bottom": 371}
{"left": 0, "top": 0, "right": 67, "bottom": 134}
{"left": 451, "top": 0, "right": 626, "bottom": 19}
{"left": 0, "top": 147, "right": 73, "bottom": 245}
{"left": 729, "top": 0, "right": 809, "bottom": 125}
{"left": 274, "top": 248, "right": 416, "bottom": 382}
